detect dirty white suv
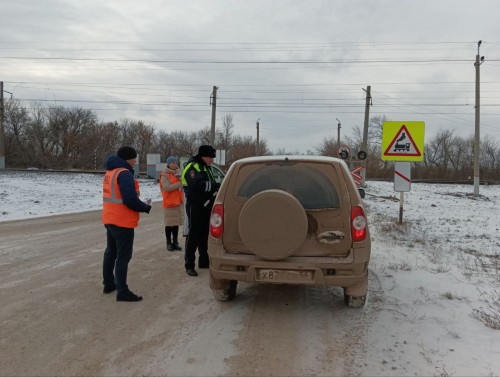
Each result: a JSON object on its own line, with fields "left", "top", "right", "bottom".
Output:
{"left": 208, "top": 156, "right": 371, "bottom": 307}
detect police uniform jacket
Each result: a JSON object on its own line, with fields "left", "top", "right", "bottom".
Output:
{"left": 182, "top": 155, "right": 219, "bottom": 206}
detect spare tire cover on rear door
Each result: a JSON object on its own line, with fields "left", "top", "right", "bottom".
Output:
{"left": 238, "top": 189, "right": 308, "bottom": 260}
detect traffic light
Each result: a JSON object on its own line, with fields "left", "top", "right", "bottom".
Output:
{"left": 357, "top": 150, "right": 367, "bottom": 160}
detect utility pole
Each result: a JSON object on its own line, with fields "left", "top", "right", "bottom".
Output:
{"left": 210, "top": 86, "right": 218, "bottom": 146}
{"left": 256, "top": 118, "right": 260, "bottom": 156}
{"left": 336, "top": 118, "right": 341, "bottom": 150}
{"left": 0, "top": 81, "right": 5, "bottom": 169}
{"left": 474, "top": 41, "right": 484, "bottom": 196}
{"left": 361, "top": 85, "right": 371, "bottom": 186}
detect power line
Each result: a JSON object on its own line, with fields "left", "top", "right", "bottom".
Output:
{"left": 8, "top": 80, "right": 500, "bottom": 86}
{"left": 2, "top": 56, "right": 493, "bottom": 64}
{"left": 14, "top": 97, "right": 500, "bottom": 108}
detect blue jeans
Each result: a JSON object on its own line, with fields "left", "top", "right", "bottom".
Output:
{"left": 103, "top": 224, "right": 135, "bottom": 293}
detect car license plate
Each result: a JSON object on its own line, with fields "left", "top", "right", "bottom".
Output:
{"left": 256, "top": 269, "right": 313, "bottom": 282}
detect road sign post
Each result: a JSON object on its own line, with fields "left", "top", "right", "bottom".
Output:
{"left": 394, "top": 162, "right": 411, "bottom": 224}
{"left": 382, "top": 121, "right": 425, "bottom": 224}
{"left": 399, "top": 192, "right": 404, "bottom": 225}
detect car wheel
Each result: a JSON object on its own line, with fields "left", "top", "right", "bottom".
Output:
{"left": 212, "top": 280, "right": 237, "bottom": 302}
{"left": 238, "top": 189, "right": 308, "bottom": 260}
{"left": 343, "top": 291, "right": 367, "bottom": 308}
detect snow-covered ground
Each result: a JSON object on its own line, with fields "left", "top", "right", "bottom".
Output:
{"left": 0, "top": 170, "right": 162, "bottom": 220}
{"left": 1, "top": 170, "right": 499, "bottom": 375}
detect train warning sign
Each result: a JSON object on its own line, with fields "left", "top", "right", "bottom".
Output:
{"left": 381, "top": 121, "right": 425, "bottom": 161}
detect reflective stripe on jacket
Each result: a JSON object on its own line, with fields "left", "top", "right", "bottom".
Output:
{"left": 160, "top": 172, "right": 184, "bottom": 208}
{"left": 102, "top": 168, "right": 140, "bottom": 228}
{"left": 181, "top": 160, "right": 217, "bottom": 204}
{"left": 181, "top": 161, "right": 197, "bottom": 186}
{"left": 181, "top": 161, "right": 216, "bottom": 187}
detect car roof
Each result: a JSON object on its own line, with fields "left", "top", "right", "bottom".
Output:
{"left": 233, "top": 155, "right": 347, "bottom": 165}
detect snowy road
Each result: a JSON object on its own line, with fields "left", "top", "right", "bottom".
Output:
{"left": 0, "top": 208, "right": 385, "bottom": 376}
{"left": 1, "top": 171, "right": 499, "bottom": 376}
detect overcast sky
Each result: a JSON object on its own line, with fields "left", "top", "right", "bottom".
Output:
{"left": 1, "top": 0, "right": 500, "bottom": 153}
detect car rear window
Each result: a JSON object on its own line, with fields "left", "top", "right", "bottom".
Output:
{"left": 236, "top": 163, "right": 340, "bottom": 209}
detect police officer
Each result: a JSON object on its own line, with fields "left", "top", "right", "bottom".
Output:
{"left": 102, "top": 146, "right": 152, "bottom": 301}
{"left": 182, "top": 145, "right": 220, "bottom": 276}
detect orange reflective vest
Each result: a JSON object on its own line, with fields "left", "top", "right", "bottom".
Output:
{"left": 160, "top": 172, "right": 184, "bottom": 208}
{"left": 102, "top": 168, "right": 140, "bottom": 228}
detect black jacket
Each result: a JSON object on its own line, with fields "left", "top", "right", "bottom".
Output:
{"left": 182, "top": 155, "right": 220, "bottom": 206}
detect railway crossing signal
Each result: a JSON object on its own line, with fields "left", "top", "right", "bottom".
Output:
{"left": 351, "top": 166, "right": 363, "bottom": 187}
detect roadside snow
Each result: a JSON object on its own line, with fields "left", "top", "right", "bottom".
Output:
{"left": 0, "top": 170, "right": 161, "bottom": 221}
{"left": 363, "top": 181, "right": 500, "bottom": 376}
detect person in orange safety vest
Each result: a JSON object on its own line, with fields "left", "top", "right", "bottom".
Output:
{"left": 159, "top": 156, "right": 184, "bottom": 252}
{"left": 102, "top": 146, "right": 151, "bottom": 302}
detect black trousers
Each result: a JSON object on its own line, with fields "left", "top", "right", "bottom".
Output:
{"left": 103, "top": 224, "right": 134, "bottom": 293}
{"left": 184, "top": 201, "right": 211, "bottom": 270}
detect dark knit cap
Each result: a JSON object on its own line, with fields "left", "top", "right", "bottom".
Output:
{"left": 117, "top": 146, "right": 137, "bottom": 160}
{"left": 197, "top": 144, "right": 216, "bottom": 158}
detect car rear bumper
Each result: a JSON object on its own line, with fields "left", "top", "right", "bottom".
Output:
{"left": 208, "top": 247, "right": 370, "bottom": 289}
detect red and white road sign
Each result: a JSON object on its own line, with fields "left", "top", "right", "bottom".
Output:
{"left": 383, "top": 124, "right": 422, "bottom": 158}
{"left": 338, "top": 145, "right": 350, "bottom": 155}
{"left": 351, "top": 166, "right": 363, "bottom": 187}
{"left": 394, "top": 161, "right": 411, "bottom": 192}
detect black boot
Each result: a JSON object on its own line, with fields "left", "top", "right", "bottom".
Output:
{"left": 172, "top": 227, "right": 182, "bottom": 250}
{"left": 165, "top": 226, "right": 174, "bottom": 251}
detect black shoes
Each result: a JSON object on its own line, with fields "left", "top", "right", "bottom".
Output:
{"left": 116, "top": 290, "right": 143, "bottom": 302}
{"left": 167, "top": 241, "right": 182, "bottom": 251}
{"left": 186, "top": 268, "right": 198, "bottom": 277}
{"left": 103, "top": 285, "right": 116, "bottom": 294}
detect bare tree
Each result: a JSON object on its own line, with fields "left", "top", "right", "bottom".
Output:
{"left": 4, "top": 99, "right": 30, "bottom": 166}
{"left": 217, "top": 114, "right": 234, "bottom": 152}
{"left": 316, "top": 137, "right": 338, "bottom": 157}
{"left": 25, "top": 103, "right": 52, "bottom": 168}
{"left": 230, "top": 135, "right": 259, "bottom": 161}
{"left": 482, "top": 137, "right": 498, "bottom": 170}
{"left": 3, "top": 102, "right": 499, "bottom": 180}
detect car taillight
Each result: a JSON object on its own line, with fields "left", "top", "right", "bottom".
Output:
{"left": 210, "top": 204, "right": 224, "bottom": 239}
{"left": 351, "top": 206, "right": 367, "bottom": 242}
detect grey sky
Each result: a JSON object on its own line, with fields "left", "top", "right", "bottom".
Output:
{"left": 1, "top": 0, "right": 499, "bottom": 153}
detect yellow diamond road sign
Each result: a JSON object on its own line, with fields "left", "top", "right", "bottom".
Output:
{"left": 381, "top": 121, "right": 425, "bottom": 161}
